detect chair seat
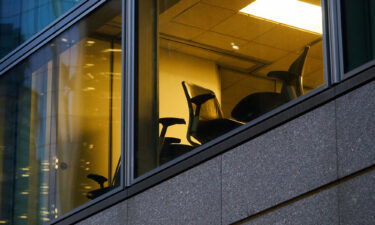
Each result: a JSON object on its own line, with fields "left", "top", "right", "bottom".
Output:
{"left": 231, "top": 92, "right": 288, "bottom": 123}
{"left": 160, "top": 144, "right": 194, "bottom": 164}
{"left": 195, "top": 119, "right": 242, "bottom": 143}
{"left": 87, "top": 186, "right": 112, "bottom": 200}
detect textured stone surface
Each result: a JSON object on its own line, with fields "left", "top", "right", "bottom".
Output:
{"left": 77, "top": 201, "right": 127, "bottom": 225}
{"left": 339, "top": 170, "right": 375, "bottom": 225}
{"left": 127, "top": 157, "right": 221, "bottom": 225}
{"left": 336, "top": 80, "right": 375, "bottom": 177}
{"left": 222, "top": 102, "right": 337, "bottom": 224}
{"left": 240, "top": 187, "right": 339, "bottom": 225}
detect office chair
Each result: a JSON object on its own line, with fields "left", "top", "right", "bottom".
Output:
{"left": 182, "top": 81, "right": 242, "bottom": 146}
{"left": 158, "top": 117, "right": 194, "bottom": 165}
{"left": 87, "top": 118, "right": 193, "bottom": 198}
{"left": 86, "top": 160, "right": 121, "bottom": 200}
{"left": 231, "top": 45, "right": 310, "bottom": 123}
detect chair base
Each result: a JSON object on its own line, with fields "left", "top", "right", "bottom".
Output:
{"left": 195, "top": 119, "right": 242, "bottom": 144}
{"left": 231, "top": 92, "right": 289, "bottom": 123}
{"left": 160, "top": 144, "right": 194, "bottom": 164}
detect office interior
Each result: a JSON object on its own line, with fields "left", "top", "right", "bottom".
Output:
{"left": 0, "top": 1, "right": 122, "bottom": 223}
{"left": 154, "top": 0, "right": 324, "bottom": 167}
{"left": 0, "top": 0, "right": 326, "bottom": 223}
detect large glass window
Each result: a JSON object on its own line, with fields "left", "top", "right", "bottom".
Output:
{"left": 0, "top": 0, "right": 122, "bottom": 224}
{"left": 341, "top": 0, "right": 375, "bottom": 72}
{"left": 136, "top": 0, "right": 326, "bottom": 177}
{"left": 0, "top": 0, "right": 83, "bottom": 60}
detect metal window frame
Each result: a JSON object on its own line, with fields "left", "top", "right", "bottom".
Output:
{"left": 0, "top": 0, "right": 129, "bottom": 224}
{"left": 4, "top": 0, "right": 375, "bottom": 224}
{"left": 0, "top": 0, "right": 106, "bottom": 76}
{"left": 130, "top": 0, "right": 335, "bottom": 184}
{"left": 0, "top": 0, "right": 87, "bottom": 66}
{"left": 53, "top": 0, "right": 375, "bottom": 222}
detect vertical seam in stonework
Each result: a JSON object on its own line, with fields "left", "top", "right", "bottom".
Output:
{"left": 220, "top": 155, "right": 223, "bottom": 225}
{"left": 334, "top": 98, "right": 339, "bottom": 180}
{"left": 334, "top": 98, "right": 341, "bottom": 225}
{"left": 126, "top": 199, "right": 129, "bottom": 225}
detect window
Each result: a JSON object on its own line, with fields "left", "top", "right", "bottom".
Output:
{"left": 0, "top": 0, "right": 122, "bottom": 223}
{"left": 341, "top": 0, "right": 375, "bottom": 72}
{"left": 136, "top": 0, "right": 326, "bottom": 177}
{"left": 0, "top": 0, "right": 83, "bottom": 60}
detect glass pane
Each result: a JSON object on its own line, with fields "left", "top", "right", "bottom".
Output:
{"left": 342, "top": 0, "right": 375, "bottom": 72}
{"left": 0, "top": 0, "right": 83, "bottom": 60}
{"left": 136, "top": 0, "right": 325, "bottom": 177}
{"left": 0, "top": 0, "right": 122, "bottom": 224}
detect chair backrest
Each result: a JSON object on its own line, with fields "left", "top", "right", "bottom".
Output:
{"left": 182, "top": 81, "right": 223, "bottom": 146}
{"left": 282, "top": 45, "right": 310, "bottom": 99}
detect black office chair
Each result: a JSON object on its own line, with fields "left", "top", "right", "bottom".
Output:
{"left": 86, "top": 160, "right": 121, "bottom": 200}
{"left": 231, "top": 45, "right": 310, "bottom": 123}
{"left": 87, "top": 118, "right": 193, "bottom": 198}
{"left": 158, "top": 117, "right": 194, "bottom": 165}
{"left": 182, "top": 81, "right": 242, "bottom": 146}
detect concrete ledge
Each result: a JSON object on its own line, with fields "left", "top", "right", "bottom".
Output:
{"left": 127, "top": 158, "right": 222, "bottom": 225}
{"left": 221, "top": 102, "right": 337, "bottom": 224}
{"left": 336, "top": 80, "right": 375, "bottom": 177}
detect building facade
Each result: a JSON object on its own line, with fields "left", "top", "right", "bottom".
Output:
{"left": 0, "top": 0, "right": 375, "bottom": 224}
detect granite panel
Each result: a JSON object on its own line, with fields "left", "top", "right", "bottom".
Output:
{"left": 222, "top": 102, "right": 337, "bottom": 224}
{"left": 339, "top": 170, "right": 375, "bottom": 225}
{"left": 336, "top": 80, "right": 375, "bottom": 177}
{"left": 240, "top": 187, "right": 339, "bottom": 225}
{"left": 127, "top": 157, "right": 221, "bottom": 225}
{"left": 77, "top": 201, "right": 127, "bottom": 225}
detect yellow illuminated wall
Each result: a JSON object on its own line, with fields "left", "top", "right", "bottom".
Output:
{"left": 56, "top": 37, "right": 121, "bottom": 214}
{"left": 159, "top": 48, "right": 221, "bottom": 145}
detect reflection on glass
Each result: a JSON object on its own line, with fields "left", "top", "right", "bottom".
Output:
{"left": 342, "top": 0, "right": 375, "bottom": 72}
{"left": 0, "top": 0, "right": 122, "bottom": 224}
{"left": 0, "top": 0, "right": 82, "bottom": 59}
{"left": 136, "top": 0, "right": 325, "bottom": 177}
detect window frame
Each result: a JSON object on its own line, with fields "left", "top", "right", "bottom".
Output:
{"left": 0, "top": 0, "right": 99, "bottom": 73}
{"left": 0, "top": 0, "right": 128, "bottom": 224}
{"left": 0, "top": 0, "right": 355, "bottom": 224}
{"left": 130, "top": 0, "right": 334, "bottom": 184}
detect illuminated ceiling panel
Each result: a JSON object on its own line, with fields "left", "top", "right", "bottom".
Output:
{"left": 240, "top": 0, "right": 322, "bottom": 34}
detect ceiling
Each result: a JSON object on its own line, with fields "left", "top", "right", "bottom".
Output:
{"left": 95, "top": 15, "right": 122, "bottom": 40}
{"left": 159, "top": 0, "right": 324, "bottom": 89}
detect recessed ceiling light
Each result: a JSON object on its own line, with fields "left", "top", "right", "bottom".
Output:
{"left": 83, "top": 87, "right": 95, "bottom": 91}
{"left": 240, "top": 0, "right": 322, "bottom": 34}
{"left": 102, "top": 48, "right": 122, "bottom": 53}
{"left": 231, "top": 42, "right": 240, "bottom": 50}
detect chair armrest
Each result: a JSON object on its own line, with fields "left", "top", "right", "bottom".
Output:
{"left": 191, "top": 93, "right": 215, "bottom": 106}
{"left": 87, "top": 174, "right": 107, "bottom": 188}
{"left": 267, "top": 71, "right": 297, "bottom": 82}
{"left": 87, "top": 187, "right": 112, "bottom": 200}
{"left": 164, "top": 137, "right": 181, "bottom": 144}
{"left": 159, "top": 117, "right": 186, "bottom": 127}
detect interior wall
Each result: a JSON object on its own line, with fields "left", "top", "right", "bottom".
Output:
{"left": 56, "top": 37, "right": 121, "bottom": 213}
{"left": 159, "top": 48, "right": 221, "bottom": 145}
{"left": 137, "top": 0, "right": 158, "bottom": 175}
{"left": 111, "top": 43, "right": 122, "bottom": 181}
{"left": 219, "top": 68, "right": 276, "bottom": 118}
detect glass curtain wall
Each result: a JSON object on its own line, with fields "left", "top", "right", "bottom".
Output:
{"left": 136, "top": 0, "right": 326, "bottom": 177}
{"left": 341, "top": 0, "right": 375, "bottom": 72}
{"left": 0, "top": 0, "right": 82, "bottom": 60}
{"left": 0, "top": 0, "right": 122, "bottom": 224}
